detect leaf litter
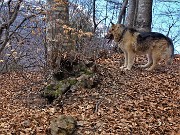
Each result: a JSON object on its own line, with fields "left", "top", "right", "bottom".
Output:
{"left": 0, "top": 54, "right": 179, "bottom": 135}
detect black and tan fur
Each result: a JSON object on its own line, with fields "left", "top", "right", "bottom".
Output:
{"left": 105, "top": 23, "right": 174, "bottom": 71}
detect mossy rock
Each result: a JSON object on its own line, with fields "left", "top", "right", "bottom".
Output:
{"left": 81, "top": 68, "right": 93, "bottom": 76}
{"left": 76, "top": 73, "right": 98, "bottom": 89}
{"left": 42, "top": 84, "right": 63, "bottom": 103}
{"left": 50, "top": 115, "right": 77, "bottom": 135}
{"left": 66, "top": 78, "right": 78, "bottom": 85}
{"left": 42, "top": 78, "right": 78, "bottom": 103}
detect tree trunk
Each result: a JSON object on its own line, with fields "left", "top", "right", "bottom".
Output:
{"left": 117, "top": 0, "right": 128, "bottom": 24}
{"left": 125, "top": 0, "right": 137, "bottom": 28}
{"left": 136, "top": 0, "right": 153, "bottom": 32}
{"left": 46, "top": 0, "right": 70, "bottom": 82}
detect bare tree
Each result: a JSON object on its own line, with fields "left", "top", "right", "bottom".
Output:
{"left": 0, "top": 0, "right": 46, "bottom": 72}
{"left": 0, "top": 0, "right": 23, "bottom": 54}
{"left": 92, "top": 0, "right": 108, "bottom": 33}
{"left": 152, "top": 0, "right": 180, "bottom": 53}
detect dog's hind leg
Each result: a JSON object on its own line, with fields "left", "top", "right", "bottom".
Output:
{"left": 147, "top": 51, "right": 160, "bottom": 71}
{"left": 124, "top": 52, "right": 135, "bottom": 70}
{"left": 140, "top": 53, "right": 153, "bottom": 68}
{"left": 164, "top": 46, "right": 174, "bottom": 65}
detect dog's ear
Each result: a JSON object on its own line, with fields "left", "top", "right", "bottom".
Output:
{"left": 120, "top": 24, "right": 125, "bottom": 27}
{"left": 110, "top": 22, "right": 114, "bottom": 26}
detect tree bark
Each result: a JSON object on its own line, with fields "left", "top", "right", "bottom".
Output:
{"left": 46, "top": 0, "right": 69, "bottom": 72}
{"left": 125, "top": 0, "right": 137, "bottom": 28}
{"left": 136, "top": 0, "right": 153, "bottom": 32}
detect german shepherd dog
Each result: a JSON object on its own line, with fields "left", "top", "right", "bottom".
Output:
{"left": 105, "top": 23, "right": 174, "bottom": 71}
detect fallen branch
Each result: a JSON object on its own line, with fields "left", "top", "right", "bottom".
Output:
{"left": 94, "top": 98, "right": 104, "bottom": 113}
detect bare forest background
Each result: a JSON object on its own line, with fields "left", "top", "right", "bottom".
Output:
{"left": 0, "top": 0, "right": 179, "bottom": 73}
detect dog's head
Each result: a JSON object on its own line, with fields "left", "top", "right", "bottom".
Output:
{"left": 105, "top": 23, "right": 125, "bottom": 43}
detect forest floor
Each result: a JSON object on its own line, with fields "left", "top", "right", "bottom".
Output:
{"left": 0, "top": 54, "right": 179, "bottom": 135}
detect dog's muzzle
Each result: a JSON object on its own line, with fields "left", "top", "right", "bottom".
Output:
{"left": 105, "top": 33, "right": 114, "bottom": 43}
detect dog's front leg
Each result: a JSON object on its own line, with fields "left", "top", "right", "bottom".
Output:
{"left": 120, "top": 51, "right": 128, "bottom": 69}
{"left": 124, "top": 52, "right": 135, "bottom": 70}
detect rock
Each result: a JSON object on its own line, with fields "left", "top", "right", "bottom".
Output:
{"left": 41, "top": 84, "right": 62, "bottom": 103}
{"left": 41, "top": 78, "right": 73, "bottom": 103}
{"left": 55, "top": 81, "right": 71, "bottom": 94}
{"left": 21, "top": 120, "right": 30, "bottom": 128}
{"left": 41, "top": 60, "right": 99, "bottom": 103}
{"left": 76, "top": 74, "right": 99, "bottom": 88}
{"left": 70, "top": 85, "right": 78, "bottom": 92}
{"left": 50, "top": 115, "right": 77, "bottom": 135}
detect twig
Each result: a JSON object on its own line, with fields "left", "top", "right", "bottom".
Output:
{"left": 94, "top": 98, "right": 103, "bottom": 113}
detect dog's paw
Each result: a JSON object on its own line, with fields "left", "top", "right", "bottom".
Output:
{"left": 139, "top": 65, "right": 146, "bottom": 68}
{"left": 145, "top": 68, "right": 153, "bottom": 71}
{"left": 120, "top": 66, "right": 126, "bottom": 69}
{"left": 120, "top": 66, "right": 126, "bottom": 71}
{"left": 124, "top": 67, "right": 131, "bottom": 71}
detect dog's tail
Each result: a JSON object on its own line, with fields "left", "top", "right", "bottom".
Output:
{"left": 167, "top": 37, "right": 174, "bottom": 65}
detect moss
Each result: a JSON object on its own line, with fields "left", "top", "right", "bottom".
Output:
{"left": 83, "top": 69, "right": 93, "bottom": 75}
{"left": 59, "top": 77, "right": 77, "bottom": 86}
{"left": 42, "top": 67, "right": 94, "bottom": 103}
{"left": 67, "top": 78, "right": 77, "bottom": 85}
{"left": 54, "top": 88, "right": 63, "bottom": 98}
{"left": 55, "top": 81, "right": 63, "bottom": 90}
{"left": 46, "top": 84, "right": 54, "bottom": 91}
{"left": 79, "top": 65, "right": 86, "bottom": 71}
{"left": 42, "top": 84, "right": 63, "bottom": 103}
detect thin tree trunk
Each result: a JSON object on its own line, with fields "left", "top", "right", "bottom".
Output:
{"left": 92, "top": 0, "right": 97, "bottom": 33}
{"left": 117, "top": 0, "right": 128, "bottom": 24}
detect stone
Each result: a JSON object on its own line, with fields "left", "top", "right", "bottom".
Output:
{"left": 50, "top": 115, "right": 77, "bottom": 135}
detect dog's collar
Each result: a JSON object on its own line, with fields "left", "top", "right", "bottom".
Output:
{"left": 118, "top": 27, "right": 127, "bottom": 42}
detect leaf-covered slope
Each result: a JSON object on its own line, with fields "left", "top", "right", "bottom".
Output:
{"left": 0, "top": 54, "right": 179, "bottom": 135}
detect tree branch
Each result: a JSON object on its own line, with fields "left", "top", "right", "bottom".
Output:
{"left": 0, "top": 0, "right": 23, "bottom": 54}
{"left": 92, "top": 0, "right": 96, "bottom": 33}
{"left": 117, "top": 0, "right": 128, "bottom": 24}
